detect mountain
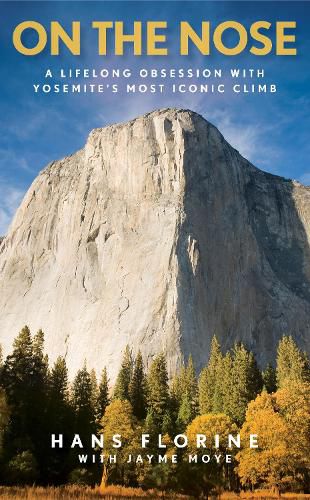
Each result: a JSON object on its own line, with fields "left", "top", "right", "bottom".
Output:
{"left": 0, "top": 108, "right": 309, "bottom": 379}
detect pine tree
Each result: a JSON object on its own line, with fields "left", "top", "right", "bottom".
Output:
{"left": 185, "top": 355, "right": 199, "bottom": 418}
{"left": 31, "top": 329, "right": 49, "bottom": 412}
{"left": 0, "top": 388, "right": 9, "bottom": 454}
{"left": 2, "top": 326, "right": 32, "bottom": 438}
{"left": 2, "top": 327, "right": 39, "bottom": 442}
{"left": 199, "top": 336, "right": 223, "bottom": 414}
{"left": 48, "top": 356, "right": 70, "bottom": 425}
{"left": 96, "top": 367, "right": 110, "bottom": 421}
{"left": 176, "top": 365, "right": 187, "bottom": 396}
{"left": 220, "top": 351, "right": 234, "bottom": 416}
{"left": 198, "top": 367, "right": 209, "bottom": 414}
{"left": 113, "top": 346, "right": 133, "bottom": 401}
{"left": 144, "top": 410, "right": 157, "bottom": 434}
{"left": 276, "top": 336, "right": 310, "bottom": 389}
{"left": 169, "top": 365, "right": 185, "bottom": 420}
{"left": 162, "top": 410, "right": 173, "bottom": 436}
{"left": 29, "top": 329, "right": 49, "bottom": 461}
{"left": 223, "top": 342, "right": 263, "bottom": 426}
{"left": 32, "top": 329, "right": 44, "bottom": 356}
{"left": 90, "top": 368, "right": 98, "bottom": 413}
{"left": 129, "top": 351, "right": 147, "bottom": 420}
{"left": 177, "top": 391, "right": 192, "bottom": 429}
{"left": 1, "top": 327, "right": 50, "bottom": 478}
{"left": 175, "top": 356, "right": 198, "bottom": 430}
{"left": 262, "top": 364, "right": 277, "bottom": 393}
{"left": 170, "top": 356, "right": 198, "bottom": 429}
{"left": 47, "top": 356, "right": 73, "bottom": 482}
{"left": 169, "top": 372, "right": 182, "bottom": 425}
{"left": 71, "top": 362, "right": 96, "bottom": 448}
{"left": 146, "top": 353, "right": 170, "bottom": 432}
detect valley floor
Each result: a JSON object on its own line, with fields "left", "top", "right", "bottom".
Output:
{"left": 0, "top": 486, "right": 309, "bottom": 499}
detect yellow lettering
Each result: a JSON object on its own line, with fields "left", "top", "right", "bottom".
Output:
{"left": 276, "top": 21, "right": 296, "bottom": 55}
{"left": 92, "top": 21, "right": 113, "bottom": 55}
{"left": 13, "top": 21, "right": 47, "bottom": 55}
{"left": 147, "top": 21, "right": 167, "bottom": 55}
{"left": 51, "top": 22, "right": 80, "bottom": 55}
{"left": 250, "top": 21, "right": 272, "bottom": 55}
{"left": 115, "top": 21, "right": 142, "bottom": 56}
{"left": 180, "top": 22, "right": 210, "bottom": 55}
{"left": 213, "top": 21, "right": 247, "bottom": 56}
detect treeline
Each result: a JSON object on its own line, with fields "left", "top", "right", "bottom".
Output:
{"left": 0, "top": 327, "right": 309, "bottom": 495}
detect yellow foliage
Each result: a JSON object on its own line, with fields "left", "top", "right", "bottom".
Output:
{"left": 275, "top": 382, "right": 310, "bottom": 471}
{"left": 100, "top": 399, "right": 135, "bottom": 444}
{"left": 237, "top": 385, "right": 310, "bottom": 491}
{"left": 186, "top": 413, "right": 238, "bottom": 453}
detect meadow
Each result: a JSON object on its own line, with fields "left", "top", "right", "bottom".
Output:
{"left": 0, "top": 486, "right": 309, "bottom": 499}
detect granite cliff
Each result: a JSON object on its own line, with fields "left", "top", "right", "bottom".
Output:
{"left": 0, "top": 108, "right": 309, "bottom": 379}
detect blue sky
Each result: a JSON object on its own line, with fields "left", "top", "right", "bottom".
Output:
{"left": 0, "top": 1, "right": 309, "bottom": 233}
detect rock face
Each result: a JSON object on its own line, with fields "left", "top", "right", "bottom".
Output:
{"left": 0, "top": 108, "right": 309, "bottom": 379}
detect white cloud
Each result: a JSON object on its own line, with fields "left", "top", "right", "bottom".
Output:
{"left": 0, "top": 182, "right": 25, "bottom": 235}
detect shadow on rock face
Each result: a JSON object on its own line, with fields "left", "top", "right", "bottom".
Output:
{"left": 176, "top": 113, "right": 310, "bottom": 369}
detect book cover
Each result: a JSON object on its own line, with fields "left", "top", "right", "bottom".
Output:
{"left": 0, "top": 1, "right": 309, "bottom": 498}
